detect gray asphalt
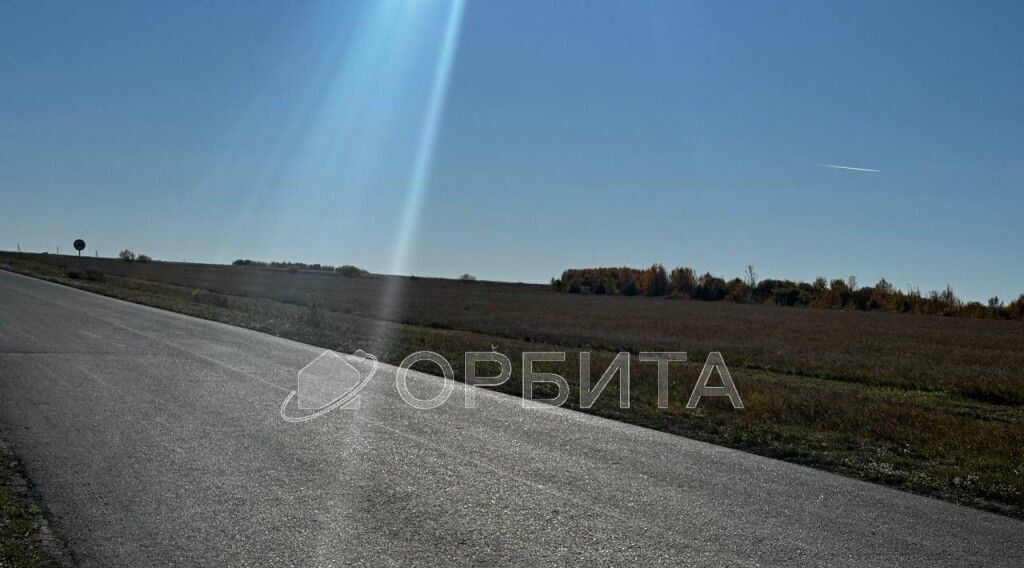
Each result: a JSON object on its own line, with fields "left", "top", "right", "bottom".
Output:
{"left": 0, "top": 269, "right": 1021, "bottom": 567}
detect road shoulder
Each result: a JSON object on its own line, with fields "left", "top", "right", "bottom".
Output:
{"left": 0, "top": 436, "right": 73, "bottom": 567}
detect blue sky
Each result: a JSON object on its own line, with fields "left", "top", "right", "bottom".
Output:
{"left": 2, "top": 0, "right": 1022, "bottom": 301}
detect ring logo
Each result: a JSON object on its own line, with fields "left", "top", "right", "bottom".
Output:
{"left": 279, "top": 349, "right": 379, "bottom": 422}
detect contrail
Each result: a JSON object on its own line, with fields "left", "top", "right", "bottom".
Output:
{"left": 816, "top": 163, "right": 881, "bottom": 173}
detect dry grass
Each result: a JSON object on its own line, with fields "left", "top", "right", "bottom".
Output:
{"left": 0, "top": 439, "right": 70, "bottom": 567}
{"left": 3, "top": 252, "right": 1023, "bottom": 518}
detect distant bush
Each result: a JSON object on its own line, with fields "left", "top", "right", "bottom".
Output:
{"left": 136, "top": 254, "right": 152, "bottom": 263}
{"left": 724, "top": 278, "right": 748, "bottom": 302}
{"left": 191, "top": 289, "right": 229, "bottom": 308}
{"left": 669, "top": 267, "right": 696, "bottom": 298}
{"left": 1007, "top": 295, "right": 1024, "bottom": 320}
{"left": 960, "top": 301, "right": 991, "bottom": 319}
{"left": 694, "top": 273, "right": 726, "bottom": 301}
{"left": 640, "top": 264, "right": 669, "bottom": 296}
{"left": 335, "top": 265, "right": 369, "bottom": 278}
{"left": 119, "top": 249, "right": 135, "bottom": 262}
{"left": 460, "top": 273, "right": 477, "bottom": 281}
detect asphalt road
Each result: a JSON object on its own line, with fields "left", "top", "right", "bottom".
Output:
{"left": 0, "top": 269, "right": 1021, "bottom": 567}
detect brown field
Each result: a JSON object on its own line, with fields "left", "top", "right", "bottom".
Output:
{"left": 3, "top": 252, "right": 1023, "bottom": 518}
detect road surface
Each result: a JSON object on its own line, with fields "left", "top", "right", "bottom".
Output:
{"left": 0, "top": 269, "right": 1021, "bottom": 566}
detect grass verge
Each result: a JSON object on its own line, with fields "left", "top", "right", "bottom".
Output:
{"left": 0, "top": 438, "right": 71, "bottom": 567}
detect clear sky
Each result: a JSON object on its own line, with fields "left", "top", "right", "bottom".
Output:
{"left": 2, "top": 0, "right": 1023, "bottom": 301}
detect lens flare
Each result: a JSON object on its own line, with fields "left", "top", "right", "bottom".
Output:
{"left": 388, "top": 0, "right": 466, "bottom": 278}
{"left": 373, "top": 0, "right": 467, "bottom": 353}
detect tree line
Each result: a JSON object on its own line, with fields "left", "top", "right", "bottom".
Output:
{"left": 232, "top": 259, "right": 368, "bottom": 277}
{"left": 552, "top": 265, "right": 1024, "bottom": 320}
